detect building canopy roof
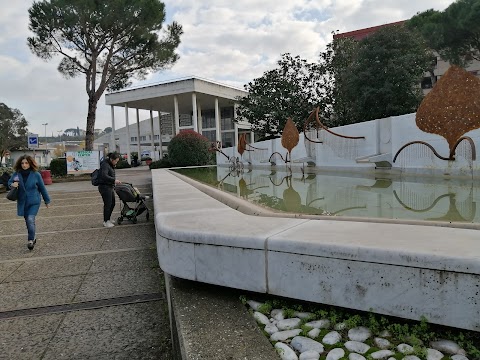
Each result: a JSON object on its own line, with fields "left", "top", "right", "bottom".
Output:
{"left": 105, "top": 76, "right": 248, "bottom": 114}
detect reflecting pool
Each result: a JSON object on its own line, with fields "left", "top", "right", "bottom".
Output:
{"left": 173, "top": 167, "right": 480, "bottom": 224}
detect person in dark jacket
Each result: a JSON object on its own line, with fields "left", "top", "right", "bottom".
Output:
{"left": 8, "top": 155, "right": 50, "bottom": 250}
{"left": 98, "top": 152, "right": 121, "bottom": 227}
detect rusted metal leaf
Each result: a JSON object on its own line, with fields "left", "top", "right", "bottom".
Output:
{"left": 416, "top": 65, "right": 480, "bottom": 154}
{"left": 281, "top": 118, "right": 300, "bottom": 154}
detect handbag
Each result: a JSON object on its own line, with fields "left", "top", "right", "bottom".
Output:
{"left": 6, "top": 186, "right": 18, "bottom": 201}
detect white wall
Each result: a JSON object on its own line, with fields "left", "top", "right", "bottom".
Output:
{"left": 219, "top": 113, "right": 480, "bottom": 177}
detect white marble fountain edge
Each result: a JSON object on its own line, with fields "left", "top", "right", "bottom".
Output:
{"left": 152, "top": 169, "right": 480, "bottom": 331}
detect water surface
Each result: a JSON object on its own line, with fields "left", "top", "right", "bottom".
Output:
{"left": 173, "top": 167, "right": 480, "bottom": 224}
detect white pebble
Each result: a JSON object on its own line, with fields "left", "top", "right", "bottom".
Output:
{"left": 305, "top": 319, "right": 330, "bottom": 329}
{"left": 253, "top": 311, "right": 270, "bottom": 326}
{"left": 344, "top": 341, "right": 370, "bottom": 354}
{"left": 374, "top": 337, "right": 391, "bottom": 349}
{"left": 349, "top": 354, "right": 366, "bottom": 360}
{"left": 326, "top": 348, "right": 345, "bottom": 360}
{"left": 275, "top": 342, "right": 298, "bottom": 360}
{"left": 426, "top": 348, "right": 444, "bottom": 360}
{"left": 271, "top": 329, "right": 302, "bottom": 342}
{"left": 430, "top": 340, "right": 462, "bottom": 355}
{"left": 291, "top": 336, "right": 324, "bottom": 354}
{"left": 277, "top": 318, "right": 302, "bottom": 330}
{"left": 307, "top": 328, "right": 320, "bottom": 339}
{"left": 271, "top": 309, "right": 285, "bottom": 321}
{"left": 264, "top": 323, "right": 279, "bottom": 335}
{"left": 348, "top": 327, "right": 372, "bottom": 342}
{"left": 322, "top": 331, "right": 342, "bottom": 345}
{"left": 370, "top": 350, "right": 395, "bottom": 359}
{"left": 247, "top": 300, "right": 263, "bottom": 311}
{"left": 397, "top": 344, "right": 414, "bottom": 354}
{"left": 299, "top": 350, "right": 320, "bottom": 360}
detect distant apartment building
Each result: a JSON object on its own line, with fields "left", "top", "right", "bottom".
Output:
{"left": 333, "top": 21, "right": 480, "bottom": 94}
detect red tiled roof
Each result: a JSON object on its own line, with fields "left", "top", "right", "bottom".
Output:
{"left": 333, "top": 20, "right": 406, "bottom": 41}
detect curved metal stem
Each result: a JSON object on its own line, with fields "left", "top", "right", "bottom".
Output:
{"left": 450, "top": 136, "right": 476, "bottom": 161}
{"left": 393, "top": 141, "right": 451, "bottom": 162}
{"left": 303, "top": 107, "right": 365, "bottom": 142}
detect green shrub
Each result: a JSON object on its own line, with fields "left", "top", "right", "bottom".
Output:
{"left": 149, "top": 158, "right": 171, "bottom": 169}
{"left": 49, "top": 158, "right": 67, "bottom": 176}
{"left": 116, "top": 159, "right": 131, "bottom": 169}
{"left": 167, "top": 130, "right": 215, "bottom": 167}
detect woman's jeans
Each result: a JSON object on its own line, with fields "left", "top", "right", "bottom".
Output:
{"left": 24, "top": 215, "right": 36, "bottom": 241}
{"left": 99, "top": 185, "right": 115, "bottom": 222}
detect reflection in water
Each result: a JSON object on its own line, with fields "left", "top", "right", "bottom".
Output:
{"left": 282, "top": 176, "right": 302, "bottom": 212}
{"left": 174, "top": 167, "right": 479, "bottom": 224}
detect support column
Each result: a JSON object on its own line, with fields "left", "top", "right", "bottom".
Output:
{"left": 234, "top": 123, "right": 239, "bottom": 151}
{"left": 197, "top": 103, "right": 202, "bottom": 134}
{"left": 125, "top": 104, "right": 131, "bottom": 164}
{"left": 214, "top": 98, "right": 221, "bottom": 142}
{"left": 110, "top": 106, "right": 116, "bottom": 153}
{"left": 150, "top": 110, "right": 156, "bottom": 160}
{"left": 136, "top": 108, "right": 141, "bottom": 160}
{"left": 174, "top": 95, "right": 180, "bottom": 135}
{"left": 158, "top": 111, "right": 163, "bottom": 159}
{"left": 192, "top": 92, "right": 198, "bottom": 132}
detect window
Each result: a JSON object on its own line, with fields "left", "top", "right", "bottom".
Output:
{"left": 130, "top": 136, "right": 137, "bottom": 142}
{"left": 140, "top": 136, "right": 147, "bottom": 141}
{"left": 203, "top": 130, "right": 216, "bottom": 142}
{"left": 221, "top": 132, "right": 234, "bottom": 148}
{"left": 221, "top": 106, "right": 234, "bottom": 130}
{"left": 421, "top": 76, "right": 436, "bottom": 89}
{"left": 202, "top": 109, "right": 216, "bottom": 129}
{"left": 154, "top": 135, "right": 160, "bottom": 140}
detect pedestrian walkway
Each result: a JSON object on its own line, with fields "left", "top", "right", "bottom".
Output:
{"left": 0, "top": 167, "right": 172, "bottom": 359}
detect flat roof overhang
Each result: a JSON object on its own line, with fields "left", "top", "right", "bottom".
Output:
{"left": 105, "top": 77, "right": 248, "bottom": 114}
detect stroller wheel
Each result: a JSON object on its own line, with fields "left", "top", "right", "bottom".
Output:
{"left": 132, "top": 217, "right": 137, "bottom": 224}
{"left": 146, "top": 212, "right": 150, "bottom": 221}
{"left": 117, "top": 217, "right": 123, "bottom": 225}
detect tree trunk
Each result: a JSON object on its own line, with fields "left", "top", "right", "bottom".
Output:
{"left": 85, "top": 95, "right": 98, "bottom": 151}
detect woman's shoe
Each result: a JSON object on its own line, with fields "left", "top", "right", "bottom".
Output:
{"left": 27, "top": 239, "right": 36, "bottom": 250}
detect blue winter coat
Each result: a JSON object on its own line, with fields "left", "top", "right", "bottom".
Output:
{"left": 8, "top": 171, "right": 51, "bottom": 216}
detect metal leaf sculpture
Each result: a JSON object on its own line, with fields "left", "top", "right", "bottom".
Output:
{"left": 281, "top": 117, "right": 300, "bottom": 155}
{"left": 393, "top": 65, "right": 478, "bottom": 162}
{"left": 238, "top": 133, "right": 247, "bottom": 156}
{"left": 303, "top": 107, "right": 365, "bottom": 143}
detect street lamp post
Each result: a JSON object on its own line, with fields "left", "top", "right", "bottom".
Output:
{"left": 41, "top": 123, "right": 48, "bottom": 150}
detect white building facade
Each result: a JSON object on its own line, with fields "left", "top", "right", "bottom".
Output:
{"left": 101, "top": 77, "right": 250, "bottom": 163}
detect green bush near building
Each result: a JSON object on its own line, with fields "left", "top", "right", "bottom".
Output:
{"left": 149, "top": 157, "right": 172, "bottom": 169}
{"left": 167, "top": 130, "right": 215, "bottom": 167}
{"left": 116, "top": 159, "right": 131, "bottom": 169}
{"left": 49, "top": 158, "right": 67, "bottom": 176}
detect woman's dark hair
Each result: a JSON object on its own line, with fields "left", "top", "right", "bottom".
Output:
{"left": 107, "top": 152, "right": 120, "bottom": 161}
{"left": 14, "top": 155, "right": 39, "bottom": 172}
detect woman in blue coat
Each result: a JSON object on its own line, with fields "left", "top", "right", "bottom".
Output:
{"left": 8, "top": 155, "right": 51, "bottom": 250}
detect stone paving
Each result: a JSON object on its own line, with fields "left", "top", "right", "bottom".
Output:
{"left": 0, "top": 167, "right": 172, "bottom": 359}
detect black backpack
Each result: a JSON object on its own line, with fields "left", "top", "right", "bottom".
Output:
{"left": 91, "top": 169, "right": 100, "bottom": 186}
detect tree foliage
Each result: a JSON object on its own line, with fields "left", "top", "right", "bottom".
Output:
{"left": 0, "top": 103, "right": 29, "bottom": 162}
{"left": 235, "top": 53, "right": 330, "bottom": 139}
{"left": 328, "top": 25, "right": 432, "bottom": 123}
{"left": 27, "top": 0, "right": 183, "bottom": 150}
{"left": 168, "top": 130, "right": 215, "bottom": 167}
{"left": 408, "top": 0, "right": 480, "bottom": 66}
{"left": 319, "top": 36, "right": 360, "bottom": 126}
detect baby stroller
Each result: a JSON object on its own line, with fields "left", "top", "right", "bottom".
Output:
{"left": 114, "top": 183, "right": 150, "bottom": 224}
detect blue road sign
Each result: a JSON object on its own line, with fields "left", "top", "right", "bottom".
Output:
{"left": 28, "top": 134, "right": 39, "bottom": 149}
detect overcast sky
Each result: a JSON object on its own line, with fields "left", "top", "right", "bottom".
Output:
{"left": 0, "top": 0, "right": 455, "bottom": 137}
